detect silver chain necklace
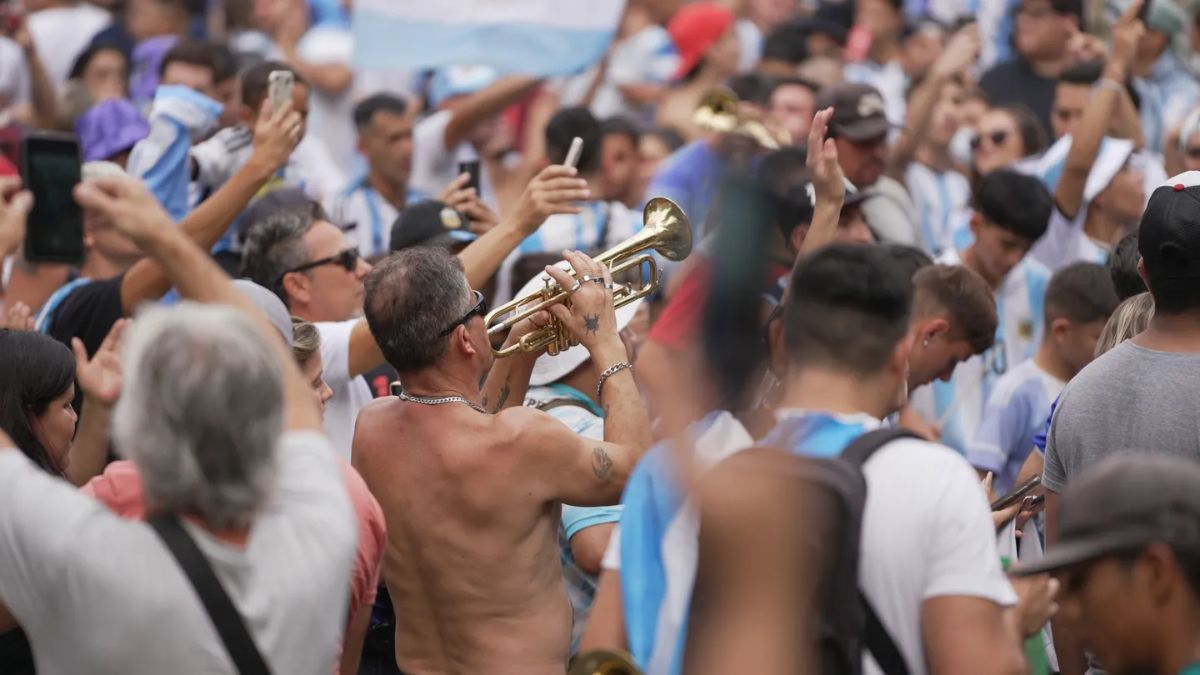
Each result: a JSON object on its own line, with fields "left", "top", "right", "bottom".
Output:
{"left": 397, "top": 389, "right": 488, "bottom": 414}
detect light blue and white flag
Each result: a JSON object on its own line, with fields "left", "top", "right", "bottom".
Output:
{"left": 353, "top": 0, "right": 627, "bottom": 77}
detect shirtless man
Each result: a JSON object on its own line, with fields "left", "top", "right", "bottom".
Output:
{"left": 352, "top": 247, "right": 652, "bottom": 674}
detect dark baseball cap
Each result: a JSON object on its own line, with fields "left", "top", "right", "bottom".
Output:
{"left": 1137, "top": 173, "right": 1200, "bottom": 282}
{"left": 389, "top": 199, "right": 478, "bottom": 252}
{"left": 815, "top": 83, "right": 892, "bottom": 142}
{"left": 1012, "top": 452, "right": 1200, "bottom": 576}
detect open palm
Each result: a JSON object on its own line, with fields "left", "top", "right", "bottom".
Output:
{"left": 73, "top": 319, "right": 126, "bottom": 408}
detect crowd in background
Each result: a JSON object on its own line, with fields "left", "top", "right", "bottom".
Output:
{"left": 3, "top": 0, "right": 1200, "bottom": 673}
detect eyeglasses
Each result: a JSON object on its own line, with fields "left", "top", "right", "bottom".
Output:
{"left": 970, "top": 130, "right": 1010, "bottom": 151}
{"left": 279, "top": 247, "right": 360, "bottom": 282}
{"left": 438, "top": 290, "right": 488, "bottom": 337}
{"left": 1186, "top": 147, "right": 1200, "bottom": 160}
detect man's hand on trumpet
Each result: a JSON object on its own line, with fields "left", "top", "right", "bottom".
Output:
{"left": 543, "top": 250, "right": 622, "bottom": 353}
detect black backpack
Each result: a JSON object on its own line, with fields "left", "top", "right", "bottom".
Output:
{"left": 689, "top": 427, "right": 916, "bottom": 675}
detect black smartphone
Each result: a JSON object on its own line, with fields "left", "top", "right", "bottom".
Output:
{"left": 990, "top": 475, "right": 1042, "bottom": 511}
{"left": 458, "top": 160, "right": 480, "bottom": 193}
{"left": 19, "top": 133, "right": 83, "bottom": 264}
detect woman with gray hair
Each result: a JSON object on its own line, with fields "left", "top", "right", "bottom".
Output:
{"left": 0, "top": 175, "right": 358, "bottom": 674}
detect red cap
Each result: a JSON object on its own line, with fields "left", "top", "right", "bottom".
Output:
{"left": 667, "top": 2, "right": 735, "bottom": 80}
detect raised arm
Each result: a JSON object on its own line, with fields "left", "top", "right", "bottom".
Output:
{"left": 8, "top": 12, "right": 57, "bottom": 129}
{"left": 1056, "top": 3, "right": 1142, "bottom": 219}
{"left": 888, "top": 24, "right": 980, "bottom": 177}
{"left": 73, "top": 178, "right": 321, "bottom": 432}
{"left": 64, "top": 320, "right": 126, "bottom": 486}
{"left": 443, "top": 75, "right": 541, "bottom": 151}
{"left": 801, "top": 108, "right": 846, "bottom": 257}
{"left": 119, "top": 99, "right": 302, "bottom": 314}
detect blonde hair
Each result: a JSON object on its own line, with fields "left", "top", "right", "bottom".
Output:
{"left": 290, "top": 316, "right": 321, "bottom": 365}
{"left": 1094, "top": 292, "right": 1155, "bottom": 358}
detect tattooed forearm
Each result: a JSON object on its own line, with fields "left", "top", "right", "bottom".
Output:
{"left": 584, "top": 314, "right": 600, "bottom": 335}
{"left": 492, "top": 383, "right": 511, "bottom": 413}
{"left": 592, "top": 447, "right": 613, "bottom": 480}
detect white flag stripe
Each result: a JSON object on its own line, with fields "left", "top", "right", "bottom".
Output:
{"left": 355, "top": 0, "right": 624, "bottom": 32}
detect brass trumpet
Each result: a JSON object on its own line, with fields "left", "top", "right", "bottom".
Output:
{"left": 485, "top": 197, "right": 692, "bottom": 357}
{"left": 693, "top": 86, "right": 791, "bottom": 149}
{"left": 568, "top": 649, "right": 644, "bottom": 675}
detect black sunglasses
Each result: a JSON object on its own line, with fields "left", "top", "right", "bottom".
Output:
{"left": 280, "top": 247, "right": 361, "bottom": 282}
{"left": 439, "top": 290, "right": 488, "bottom": 337}
{"left": 1186, "top": 147, "right": 1200, "bottom": 160}
{"left": 970, "top": 130, "right": 1010, "bottom": 150}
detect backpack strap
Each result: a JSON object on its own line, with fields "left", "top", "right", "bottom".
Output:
{"left": 840, "top": 427, "right": 921, "bottom": 468}
{"left": 862, "top": 592, "right": 911, "bottom": 675}
{"left": 148, "top": 515, "right": 273, "bottom": 675}
{"left": 842, "top": 427, "right": 919, "bottom": 675}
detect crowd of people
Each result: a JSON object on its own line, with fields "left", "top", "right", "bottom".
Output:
{"left": 2, "top": 0, "right": 1200, "bottom": 673}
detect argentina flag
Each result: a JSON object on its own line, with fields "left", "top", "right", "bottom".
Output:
{"left": 352, "top": 0, "right": 627, "bottom": 76}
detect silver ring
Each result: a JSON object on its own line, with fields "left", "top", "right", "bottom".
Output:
{"left": 587, "top": 277, "right": 606, "bottom": 285}
{"left": 580, "top": 275, "right": 598, "bottom": 283}
{"left": 568, "top": 280, "right": 582, "bottom": 295}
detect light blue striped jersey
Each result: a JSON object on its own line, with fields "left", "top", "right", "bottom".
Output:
{"left": 325, "top": 177, "right": 429, "bottom": 259}
{"left": 617, "top": 410, "right": 878, "bottom": 675}
{"left": 904, "top": 162, "right": 972, "bottom": 256}
{"left": 965, "top": 358, "right": 1065, "bottom": 495}
{"left": 912, "top": 250, "right": 1051, "bottom": 454}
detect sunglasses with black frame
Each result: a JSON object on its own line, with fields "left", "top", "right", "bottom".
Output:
{"left": 970, "top": 130, "right": 1010, "bottom": 151}
{"left": 278, "top": 247, "right": 361, "bottom": 284}
{"left": 438, "top": 290, "right": 488, "bottom": 337}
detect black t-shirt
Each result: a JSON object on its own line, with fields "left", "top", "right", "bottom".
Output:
{"left": 979, "top": 58, "right": 1057, "bottom": 141}
{"left": 363, "top": 363, "right": 399, "bottom": 399}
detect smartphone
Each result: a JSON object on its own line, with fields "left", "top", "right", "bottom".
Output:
{"left": 19, "top": 133, "right": 83, "bottom": 264}
{"left": 267, "top": 70, "right": 294, "bottom": 113}
{"left": 564, "top": 136, "right": 584, "bottom": 170}
{"left": 457, "top": 160, "right": 480, "bottom": 193}
{"left": 990, "top": 475, "right": 1042, "bottom": 511}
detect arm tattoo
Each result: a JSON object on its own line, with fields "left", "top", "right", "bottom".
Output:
{"left": 584, "top": 314, "right": 600, "bottom": 335}
{"left": 592, "top": 447, "right": 614, "bottom": 480}
{"left": 492, "top": 383, "right": 511, "bottom": 413}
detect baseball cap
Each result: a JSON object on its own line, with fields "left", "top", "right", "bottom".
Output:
{"left": 74, "top": 98, "right": 149, "bottom": 162}
{"left": 814, "top": 83, "right": 891, "bottom": 142}
{"left": 513, "top": 264, "right": 644, "bottom": 387}
{"left": 389, "top": 199, "right": 478, "bottom": 252}
{"left": 428, "top": 66, "right": 498, "bottom": 108}
{"left": 1012, "top": 452, "right": 1200, "bottom": 576}
{"left": 231, "top": 279, "right": 293, "bottom": 348}
{"left": 667, "top": 2, "right": 735, "bottom": 80}
{"left": 1137, "top": 171, "right": 1200, "bottom": 281}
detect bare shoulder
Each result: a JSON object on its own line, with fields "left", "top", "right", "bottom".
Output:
{"left": 493, "top": 406, "right": 575, "bottom": 451}
{"left": 353, "top": 397, "right": 401, "bottom": 440}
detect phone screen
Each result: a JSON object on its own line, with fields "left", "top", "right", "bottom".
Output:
{"left": 458, "top": 160, "right": 481, "bottom": 193}
{"left": 21, "top": 135, "right": 83, "bottom": 264}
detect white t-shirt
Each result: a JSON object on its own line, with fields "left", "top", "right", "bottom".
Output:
{"left": 296, "top": 25, "right": 358, "bottom": 178}
{"left": 905, "top": 162, "right": 972, "bottom": 255}
{"left": 559, "top": 25, "right": 677, "bottom": 126}
{"left": 1029, "top": 206, "right": 1109, "bottom": 273}
{"left": 409, "top": 109, "right": 494, "bottom": 206}
{"left": 0, "top": 37, "right": 30, "bottom": 112}
{"left": 0, "top": 431, "right": 357, "bottom": 674}
{"left": 316, "top": 320, "right": 375, "bottom": 461}
{"left": 27, "top": 4, "right": 111, "bottom": 86}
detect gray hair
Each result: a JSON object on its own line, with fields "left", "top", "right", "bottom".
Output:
{"left": 238, "top": 203, "right": 326, "bottom": 305}
{"left": 364, "top": 248, "right": 470, "bottom": 372}
{"left": 112, "top": 302, "right": 284, "bottom": 531}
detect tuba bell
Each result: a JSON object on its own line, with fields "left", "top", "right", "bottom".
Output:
{"left": 484, "top": 197, "right": 691, "bottom": 357}
{"left": 693, "top": 86, "right": 791, "bottom": 149}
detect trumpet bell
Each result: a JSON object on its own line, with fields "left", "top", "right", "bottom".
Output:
{"left": 642, "top": 197, "right": 692, "bottom": 263}
{"left": 692, "top": 86, "right": 790, "bottom": 149}
{"left": 568, "top": 649, "right": 643, "bottom": 675}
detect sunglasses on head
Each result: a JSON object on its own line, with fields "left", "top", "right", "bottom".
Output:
{"left": 280, "top": 247, "right": 361, "bottom": 282}
{"left": 439, "top": 290, "right": 488, "bottom": 337}
{"left": 970, "top": 130, "right": 1010, "bottom": 150}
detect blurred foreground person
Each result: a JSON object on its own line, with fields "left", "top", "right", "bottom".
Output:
{"left": 0, "top": 177, "right": 356, "bottom": 674}
{"left": 1016, "top": 453, "right": 1200, "bottom": 675}
{"left": 353, "top": 248, "right": 652, "bottom": 674}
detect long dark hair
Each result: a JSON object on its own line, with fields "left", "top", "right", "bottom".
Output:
{"left": 0, "top": 330, "right": 75, "bottom": 475}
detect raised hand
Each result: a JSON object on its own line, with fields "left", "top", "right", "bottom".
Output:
{"left": 460, "top": 196, "right": 499, "bottom": 235}
{"left": 807, "top": 108, "right": 845, "bottom": 207}
{"left": 73, "top": 177, "right": 173, "bottom": 247}
{"left": 73, "top": 319, "right": 126, "bottom": 408}
{"left": 2, "top": 302, "right": 33, "bottom": 331}
{"left": 1109, "top": 0, "right": 1146, "bottom": 72}
{"left": 250, "top": 98, "right": 304, "bottom": 173}
{"left": 931, "top": 23, "right": 982, "bottom": 80}
{"left": 543, "top": 250, "right": 618, "bottom": 350}
{"left": 511, "top": 165, "right": 590, "bottom": 235}
{"left": 0, "top": 176, "right": 32, "bottom": 256}
{"left": 438, "top": 172, "right": 478, "bottom": 211}
{"left": 1010, "top": 574, "right": 1060, "bottom": 638}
